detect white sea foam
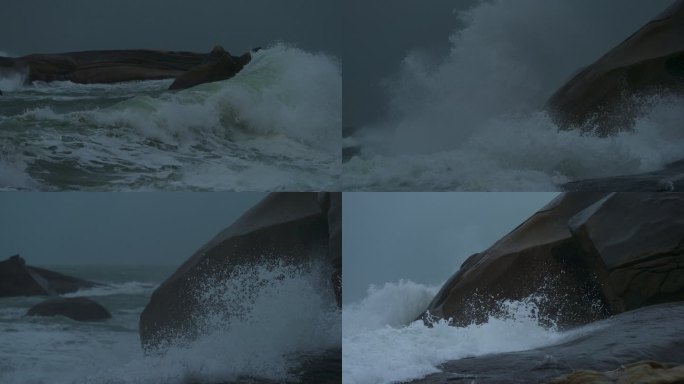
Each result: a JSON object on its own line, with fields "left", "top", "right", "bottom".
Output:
{"left": 342, "top": 280, "right": 596, "bottom": 384}
{"left": 344, "top": 0, "right": 684, "bottom": 190}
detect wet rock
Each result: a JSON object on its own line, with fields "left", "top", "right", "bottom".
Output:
{"left": 547, "top": 0, "right": 684, "bottom": 134}
{"left": 139, "top": 192, "right": 341, "bottom": 352}
{"left": 419, "top": 192, "right": 684, "bottom": 328}
{"left": 0, "top": 254, "right": 99, "bottom": 297}
{"left": 562, "top": 158, "right": 684, "bottom": 192}
{"left": 27, "top": 297, "right": 111, "bottom": 321}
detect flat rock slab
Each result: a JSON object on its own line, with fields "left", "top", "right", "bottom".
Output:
{"left": 27, "top": 297, "right": 112, "bottom": 321}
{"left": 562, "top": 159, "right": 684, "bottom": 192}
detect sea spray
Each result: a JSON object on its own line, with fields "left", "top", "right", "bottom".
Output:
{"left": 130, "top": 260, "right": 341, "bottom": 384}
{"left": 343, "top": 0, "right": 684, "bottom": 190}
{"left": 0, "top": 263, "right": 340, "bottom": 384}
{"left": 342, "top": 280, "right": 595, "bottom": 384}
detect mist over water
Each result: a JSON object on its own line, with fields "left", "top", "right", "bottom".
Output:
{"left": 0, "top": 44, "right": 341, "bottom": 191}
{"left": 343, "top": 0, "right": 684, "bottom": 191}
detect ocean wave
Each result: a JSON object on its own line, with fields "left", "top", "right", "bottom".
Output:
{"left": 0, "top": 44, "right": 341, "bottom": 191}
{"left": 342, "top": 280, "right": 597, "bottom": 384}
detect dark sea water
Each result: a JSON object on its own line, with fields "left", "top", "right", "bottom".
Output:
{"left": 0, "top": 45, "right": 341, "bottom": 191}
{"left": 0, "top": 264, "right": 341, "bottom": 384}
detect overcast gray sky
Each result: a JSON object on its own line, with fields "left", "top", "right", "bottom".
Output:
{"left": 0, "top": 0, "right": 341, "bottom": 58}
{"left": 343, "top": 0, "right": 674, "bottom": 128}
{"left": 343, "top": 192, "right": 559, "bottom": 304}
{"left": 0, "top": 193, "right": 265, "bottom": 266}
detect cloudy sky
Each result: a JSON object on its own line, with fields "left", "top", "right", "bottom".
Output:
{"left": 0, "top": 193, "right": 265, "bottom": 266}
{"left": 343, "top": 0, "right": 673, "bottom": 128}
{"left": 343, "top": 192, "right": 559, "bottom": 304}
{"left": 0, "top": 0, "right": 341, "bottom": 57}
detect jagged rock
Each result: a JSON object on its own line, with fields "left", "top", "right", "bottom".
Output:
{"left": 26, "top": 297, "right": 111, "bottom": 321}
{"left": 0, "top": 254, "right": 99, "bottom": 297}
{"left": 547, "top": 0, "right": 684, "bottom": 134}
{"left": 139, "top": 192, "right": 341, "bottom": 352}
{"left": 419, "top": 192, "right": 684, "bottom": 328}
{"left": 168, "top": 46, "right": 252, "bottom": 90}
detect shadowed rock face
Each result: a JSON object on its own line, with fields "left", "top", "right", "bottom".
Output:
{"left": 139, "top": 192, "right": 341, "bottom": 353}
{"left": 27, "top": 297, "right": 111, "bottom": 321}
{"left": 420, "top": 193, "right": 684, "bottom": 329}
{"left": 407, "top": 302, "right": 684, "bottom": 384}
{"left": 547, "top": 0, "right": 684, "bottom": 134}
{"left": 0, "top": 255, "right": 99, "bottom": 297}
{"left": 0, "top": 48, "right": 252, "bottom": 85}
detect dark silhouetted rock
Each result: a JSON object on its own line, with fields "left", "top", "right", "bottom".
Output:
{"left": 168, "top": 47, "right": 252, "bottom": 90}
{"left": 139, "top": 192, "right": 341, "bottom": 352}
{"left": 419, "top": 192, "right": 684, "bottom": 329}
{"left": 547, "top": 1, "right": 684, "bottom": 134}
{"left": 407, "top": 302, "right": 684, "bottom": 384}
{"left": 0, "top": 254, "right": 100, "bottom": 297}
{"left": 27, "top": 297, "right": 111, "bottom": 321}
{"left": 0, "top": 48, "right": 253, "bottom": 85}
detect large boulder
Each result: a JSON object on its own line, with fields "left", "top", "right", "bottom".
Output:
{"left": 0, "top": 254, "right": 99, "bottom": 297}
{"left": 168, "top": 46, "right": 252, "bottom": 90}
{"left": 26, "top": 297, "right": 111, "bottom": 321}
{"left": 139, "top": 192, "right": 341, "bottom": 352}
{"left": 420, "top": 192, "right": 684, "bottom": 328}
{"left": 547, "top": 1, "right": 684, "bottom": 134}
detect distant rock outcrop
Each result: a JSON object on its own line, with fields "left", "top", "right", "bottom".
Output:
{"left": 168, "top": 46, "right": 253, "bottom": 90}
{"left": 27, "top": 297, "right": 111, "bottom": 321}
{"left": 0, "top": 254, "right": 99, "bottom": 297}
{"left": 139, "top": 192, "right": 341, "bottom": 352}
{"left": 419, "top": 192, "right": 684, "bottom": 329}
{"left": 0, "top": 47, "right": 253, "bottom": 85}
{"left": 547, "top": 0, "right": 684, "bottom": 135}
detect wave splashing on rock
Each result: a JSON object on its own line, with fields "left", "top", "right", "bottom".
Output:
{"left": 137, "top": 259, "right": 341, "bottom": 384}
{"left": 342, "top": 280, "right": 597, "bottom": 384}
